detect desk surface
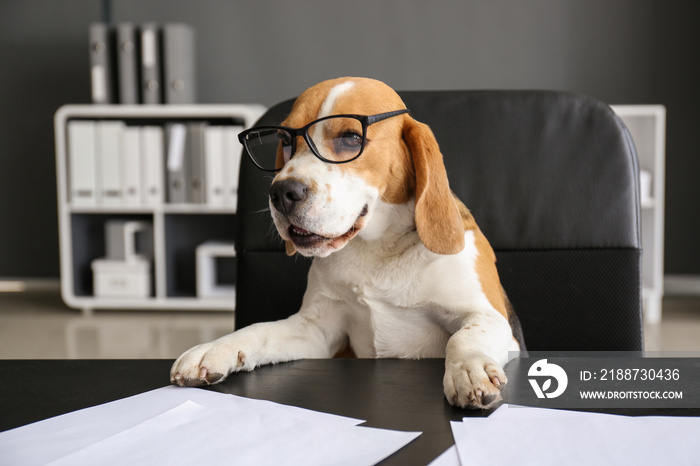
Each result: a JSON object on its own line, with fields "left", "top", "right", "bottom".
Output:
{"left": 0, "top": 359, "right": 486, "bottom": 465}
{"left": 5, "top": 359, "right": 697, "bottom": 465}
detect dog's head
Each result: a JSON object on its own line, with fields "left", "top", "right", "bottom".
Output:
{"left": 265, "top": 77, "right": 465, "bottom": 258}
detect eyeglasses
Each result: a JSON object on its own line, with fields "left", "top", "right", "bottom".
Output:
{"left": 237, "top": 109, "right": 410, "bottom": 172}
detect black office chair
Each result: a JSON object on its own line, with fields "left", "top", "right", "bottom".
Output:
{"left": 234, "top": 90, "right": 643, "bottom": 352}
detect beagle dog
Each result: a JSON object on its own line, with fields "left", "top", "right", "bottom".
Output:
{"left": 171, "top": 77, "right": 524, "bottom": 409}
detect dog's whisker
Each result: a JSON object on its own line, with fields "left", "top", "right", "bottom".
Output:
{"left": 265, "top": 220, "right": 280, "bottom": 239}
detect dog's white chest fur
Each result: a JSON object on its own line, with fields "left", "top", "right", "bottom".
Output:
{"left": 309, "top": 202, "right": 492, "bottom": 358}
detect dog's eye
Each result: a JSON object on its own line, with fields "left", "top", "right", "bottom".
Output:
{"left": 336, "top": 131, "right": 363, "bottom": 152}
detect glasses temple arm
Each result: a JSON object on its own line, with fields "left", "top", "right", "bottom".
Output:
{"left": 366, "top": 109, "right": 411, "bottom": 125}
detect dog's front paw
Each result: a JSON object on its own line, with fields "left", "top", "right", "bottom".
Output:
{"left": 443, "top": 353, "right": 507, "bottom": 409}
{"left": 170, "top": 339, "right": 248, "bottom": 387}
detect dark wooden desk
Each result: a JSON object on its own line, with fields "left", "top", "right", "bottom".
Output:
{"left": 0, "top": 359, "right": 485, "bottom": 465}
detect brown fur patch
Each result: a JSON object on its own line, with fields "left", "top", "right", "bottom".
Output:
{"left": 474, "top": 229, "right": 509, "bottom": 320}
{"left": 285, "top": 240, "right": 296, "bottom": 256}
{"left": 454, "top": 195, "right": 479, "bottom": 231}
{"left": 454, "top": 195, "right": 509, "bottom": 319}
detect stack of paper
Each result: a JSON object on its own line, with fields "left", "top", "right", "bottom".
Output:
{"left": 0, "top": 387, "right": 420, "bottom": 465}
{"left": 431, "top": 404, "right": 700, "bottom": 465}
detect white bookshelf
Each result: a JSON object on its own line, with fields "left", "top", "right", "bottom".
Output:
{"left": 611, "top": 105, "right": 666, "bottom": 324}
{"left": 55, "top": 104, "right": 266, "bottom": 314}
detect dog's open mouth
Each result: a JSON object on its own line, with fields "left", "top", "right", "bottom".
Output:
{"left": 288, "top": 204, "right": 369, "bottom": 249}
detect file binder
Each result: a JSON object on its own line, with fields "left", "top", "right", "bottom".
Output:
{"left": 204, "top": 126, "right": 225, "bottom": 206}
{"left": 188, "top": 123, "right": 207, "bottom": 203}
{"left": 140, "top": 126, "right": 165, "bottom": 206}
{"left": 163, "top": 24, "right": 197, "bottom": 104}
{"left": 140, "top": 23, "right": 162, "bottom": 104}
{"left": 122, "top": 126, "right": 142, "bottom": 206}
{"left": 116, "top": 23, "right": 140, "bottom": 104}
{"left": 97, "top": 121, "right": 124, "bottom": 206}
{"left": 89, "top": 23, "right": 116, "bottom": 104}
{"left": 223, "top": 126, "right": 244, "bottom": 208}
{"left": 166, "top": 123, "right": 189, "bottom": 203}
{"left": 68, "top": 121, "right": 98, "bottom": 206}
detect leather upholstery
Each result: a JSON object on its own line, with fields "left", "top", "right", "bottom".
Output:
{"left": 234, "top": 90, "right": 643, "bottom": 351}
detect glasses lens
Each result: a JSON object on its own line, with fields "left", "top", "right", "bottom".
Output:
{"left": 242, "top": 128, "right": 291, "bottom": 171}
{"left": 307, "top": 117, "right": 364, "bottom": 162}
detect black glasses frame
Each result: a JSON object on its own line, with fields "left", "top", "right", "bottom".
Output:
{"left": 238, "top": 109, "right": 410, "bottom": 172}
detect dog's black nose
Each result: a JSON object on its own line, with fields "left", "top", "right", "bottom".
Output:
{"left": 270, "top": 179, "right": 308, "bottom": 215}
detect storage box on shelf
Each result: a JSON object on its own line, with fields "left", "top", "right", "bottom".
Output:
{"left": 55, "top": 104, "right": 266, "bottom": 314}
{"left": 611, "top": 105, "right": 666, "bottom": 324}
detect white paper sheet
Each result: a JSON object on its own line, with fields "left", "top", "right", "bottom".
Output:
{"left": 0, "top": 386, "right": 419, "bottom": 466}
{"left": 485, "top": 403, "right": 614, "bottom": 420}
{"left": 47, "top": 399, "right": 420, "bottom": 466}
{"left": 451, "top": 404, "right": 700, "bottom": 466}
{"left": 428, "top": 444, "right": 461, "bottom": 466}
{"left": 450, "top": 421, "right": 469, "bottom": 466}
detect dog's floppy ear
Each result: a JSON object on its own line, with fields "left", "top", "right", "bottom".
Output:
{"left": 403, "top": 117, "right": 465, "bottom": 255}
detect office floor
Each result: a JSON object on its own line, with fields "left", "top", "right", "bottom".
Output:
{"left": 0, "top": 288, "right": 234, "bottom": 359}
{"left": 0, "top": 288, "right": 699, "bottom": 359}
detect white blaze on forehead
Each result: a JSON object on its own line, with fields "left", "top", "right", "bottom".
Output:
{"left": 318, "top": 80, "right": 356, "bottom": 119}
{"left": 310, "top": 80, "right": 356, "bottom": 159}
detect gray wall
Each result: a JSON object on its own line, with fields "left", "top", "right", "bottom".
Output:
{"left": 0, "top": 0, "right": 698, "bottom": 278}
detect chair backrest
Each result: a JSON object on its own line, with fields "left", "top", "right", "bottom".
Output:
{"left": 234, "top": 90, "right": 643, "bottom": 352}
